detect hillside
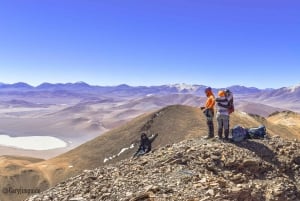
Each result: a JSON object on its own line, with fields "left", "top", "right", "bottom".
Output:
{"left": 0, "top": 156, "right": 47, "bottom": 201}
{"left": 268, "top": 110, "right": 300, "bottom": 128}
{"left": 1, "top": 105, "right": 300, "bottom": 201}
{"left": 234, "top": 101, "right": 285, "bottom": 117}
{"left": 26, "top": 136, "right": 300, "bottom": 201}
{"left": 1, "top": 82, "right": 299, "bottom": 160}
{"left": 249, "top": 83, "right": 300, "bottom": 112}
{"left": 39, "top": 105, "right": 297, "bottom": 183}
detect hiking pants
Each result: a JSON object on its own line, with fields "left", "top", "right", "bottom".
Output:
{"left": 217, "top": 114, "right": 229, "bottom": 138}
{"left": 133, "top": 149, "right": 146, "bottom": 158}
{"left": 205, "top": 109, "right": 214, "bottom": 137}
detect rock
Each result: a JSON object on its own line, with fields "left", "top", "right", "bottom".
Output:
{"left": 126, "top": 192, "right": 133, "bottom": 197}
{"left": 231, "top": 174, "right": 245, "bottom": 184}
{"left": 129, "top": 192, "right": 153, "bottom": 201}
{"left": 293, "top": 156, "right": 300, "bottom": 165}
{"left": 69, "top": 197, "right": 86, "bottom": 201}
{"left": 205, "top": 189, "right": 214, "bottom": 196}
{"left": 242, "top": 159, "right": 260, "bottom": 167}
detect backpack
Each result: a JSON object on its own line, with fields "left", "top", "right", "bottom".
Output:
{"left": 231, "top": 125, "right": 247, "bottom": 142}
{"left": 225, "top": 89, "right": 234, "bottom": 114}
{"left": 247, "top": 125, "right": 266, "bottom": 139}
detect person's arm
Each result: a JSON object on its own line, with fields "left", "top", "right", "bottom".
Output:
{"left": 216, "top": 98, "right": 229, "bottom": 108}
{"left": 149, "top": 133, "right": 158, "bottom": 143}
{"left": 218, "top": 102, "right": 229, "bottom": 108}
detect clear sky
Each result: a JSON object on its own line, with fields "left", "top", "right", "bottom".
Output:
{"left": 0, "top": 0, "right": 299, "bottom": 88}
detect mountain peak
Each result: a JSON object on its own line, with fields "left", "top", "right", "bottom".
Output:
{"left": 2, "top": 82, "right": 33, "bottom": 88}
{"left": 73, "top": 81, "right": 90, "bottom": 86}
{"left": 168, "top": 83, "right": 200, "bottom": 92}
{"left": 287, "top": 83, "right": 300, "bottom": 93}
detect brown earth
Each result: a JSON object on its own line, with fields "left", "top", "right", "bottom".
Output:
{"left": 0, "top": 105, "right": 299, "bottom": 201}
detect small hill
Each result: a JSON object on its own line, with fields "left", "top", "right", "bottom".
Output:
{"left": 267, "top": 111, "right": 300, "bottom": 139}
{"left": 268, "top": 110, "right": 300, "bottom": 126}
{"left": 0, "top": 156, "right": 48, "bottom": 201}
{"left": 26, "top": 136, "right": 300, "bottom": 201}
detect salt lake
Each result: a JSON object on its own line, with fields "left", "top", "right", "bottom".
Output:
{"left": 0, "top": 135, "right": 67, "bottom": 150}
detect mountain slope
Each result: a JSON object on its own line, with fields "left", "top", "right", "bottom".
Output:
{"left": 250, "top": 83, "right": 300, "bottom": 112}
{"left": 267, "top": 111, "right": 300, "bottom": 139}
{"left": 28, "top": 106, "right": 300, "bottom": 185}
{"left": 234, "top": 101, "right": 285, "bottom": 117}
{"left": 1, "top": 105, "right": 300, "bottom": 201}
{"left": 43, "top": 105, "right": 278, "bottom": 175}
{"left": 26, "top": 136, "right": 300, "bottom": 201}
{"left": 0, "top": 156, "right": 47, "bottom": 201}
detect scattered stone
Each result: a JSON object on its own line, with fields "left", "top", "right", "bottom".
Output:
{"left": 26, "top": 137, "right": 300, "bottom": 201}
{"left": 69, "top": 197, "right": 86, "bottom": 201}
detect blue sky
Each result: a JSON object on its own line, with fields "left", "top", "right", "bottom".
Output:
{"left": 0, "top": 0, "right": 299, "bottom": 88}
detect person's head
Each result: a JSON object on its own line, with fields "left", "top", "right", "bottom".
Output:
{"left": 205, "top": 87, "right": 213, "bottom": 97}
{"left": 141, "top": 132, "right": 148, "bottom": 139}
{"left": 224, "top": 89, "right": 229, "bottom": 96}
{"left": 218, "top": 90, "right": 225, "bottom": 97}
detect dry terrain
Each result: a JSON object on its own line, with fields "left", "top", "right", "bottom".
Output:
{"left": 0, "top": 105, "right": 299, "bottom": 201}
{"left": 26, "top": 135, "right": 300, "bottom": 201}
{"left": 0, "top": 83, "right": 299, "bottom": 201}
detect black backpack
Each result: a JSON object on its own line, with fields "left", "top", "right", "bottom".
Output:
{"left": 225, "top": 89, "right": 234, "bottom": 114}
{"left": 247, "top": 125, "right": 267, "bottom": 139}
{"left": 231, "top": 125, "right": 248, "bottom": 142}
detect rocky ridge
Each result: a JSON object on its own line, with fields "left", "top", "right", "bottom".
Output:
{"left": 26, "top": 136, "right": 300, "bottom": 201}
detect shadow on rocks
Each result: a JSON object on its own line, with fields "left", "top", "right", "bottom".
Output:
{"left": 232, "top": 139, "right": 299, "bottom": 184}
{"left": 232, "top": 139, "right": 280, "bottom": 166}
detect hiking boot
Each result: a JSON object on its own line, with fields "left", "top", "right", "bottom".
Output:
{"left": 217, "top": 135, "right": 223, "bottom": 140}
{"left": 224, "top": 129, "right": 229, "bottom": 140}
{"left": 204, "top": 135, "right": 214, "bottom": 139}
{"left": 218, "top": 128, "right": 223, "bottom": 139}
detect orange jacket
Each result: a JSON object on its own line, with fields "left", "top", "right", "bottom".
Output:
{"left": 205, "top": 91, "right": 215, "bottom": 109}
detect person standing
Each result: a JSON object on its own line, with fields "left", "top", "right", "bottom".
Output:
{"left": 215, "top": 90, "right": 230, "bottom": 140}
{"left": 201, "top": 87, "right": 215, "bottom": 139}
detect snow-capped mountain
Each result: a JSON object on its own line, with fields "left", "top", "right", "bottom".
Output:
{"left": 286, "top": 83, "right": 300, "bottom": 93}
{"left": 167, "top": 83, "right": 204, "bottom": 93}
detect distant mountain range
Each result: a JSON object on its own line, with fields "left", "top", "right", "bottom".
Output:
{"left": 1, "top": 82, "right": 299, "bottom": 112}
{"left": 0, "top": 81, "right": 275, "bottom": 94}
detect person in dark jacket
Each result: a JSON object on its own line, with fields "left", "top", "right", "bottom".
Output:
{"left": 215, "top": 90, "right": 230, "bottom": 140}
{"left": 133, "top": 132, "right": 158, "bottom": 158}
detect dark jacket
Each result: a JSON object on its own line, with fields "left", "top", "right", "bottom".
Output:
{"left": 139, "top": 135, "right": 152, "bottom": 153}
{"left": 133, "top": 133, "right": 158, "bottom": 157}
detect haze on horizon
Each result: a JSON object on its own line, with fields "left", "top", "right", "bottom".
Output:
{"left": 0, "top": 0, "right": 299, "bottom": 89}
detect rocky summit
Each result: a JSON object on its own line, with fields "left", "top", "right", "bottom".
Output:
{"left": 26, "top": 136, "right": 300, "bottom": 201}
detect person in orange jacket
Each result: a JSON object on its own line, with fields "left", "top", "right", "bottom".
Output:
{"left": 200, "top": 87, "right": 216, "bottom": 139}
